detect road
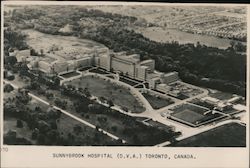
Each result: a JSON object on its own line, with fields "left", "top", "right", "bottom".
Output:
{"left": 4, "top": 80, "right": 127, "bottom": 144}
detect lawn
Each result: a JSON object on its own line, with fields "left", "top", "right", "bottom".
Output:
{"left": 171, "top": 123, "right": 246, "bottom": 147}
{"left": 142, "top": 92, "right": 174, "bottom": 109}
{"left": 171, "top": 110, "right": 205, "bottom": 124}
{"left": 145, "top": 119, "right": 173, "bottom": 131}
{"left": 209, "top": 91, "right": 234, "bottom": 100}
{"left": 78, "top": 66, "right": 92, "bottom": 72}
{"left": 189, "top": 98, "right": 215, "bottom": 110}
{"left": 119, "top": 77, "right": 140, "bottom": 86}
{"left": 89, "top": 68, "right": 110, "bottom": 74}
{"left": 22, "top": 29, "right": 105, "bottom": 54}
{"left": 171, "top": 103, "right": 209, "bottom": 115}
{"left": 65, "top": 75, "right": 145, "bottom": 113}
{"left": 60, "top": 71, "right": 80, "bottom": 78}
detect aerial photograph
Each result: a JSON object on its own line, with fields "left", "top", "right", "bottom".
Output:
{"left": 2, "top": 4, "right": 247, "bottom": 147}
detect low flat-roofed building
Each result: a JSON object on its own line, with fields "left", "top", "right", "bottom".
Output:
{"left": 15, "top": 49, "right": 31, "bottom": 62}
{"left": 216, "top": 102, "right": 233, "bottom": 111}
{"left": 227, "top": 96, "right": 242, "bottom": 104}
{"left": 201, "top": 96, "right": 220, "bottom": 105}
{"left": 53, "top": 61, "right": 71, "bottom": 74}
{"left": 156, "top": 83, "right": 171, "bottom": 93}
{"left": 233, "top": 104, "right": 246, "bottom": 111}
{"left": 168, "top": 90, "right": 181, "bottom": 97}
{"left": 38, "top": 60, "right": 52, "bottom": 73}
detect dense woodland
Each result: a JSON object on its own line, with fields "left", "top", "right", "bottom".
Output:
{"left": 4, "top": 6, "right": 246, "bottom": 96}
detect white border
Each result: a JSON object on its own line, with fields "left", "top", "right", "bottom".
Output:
{"left": 1, "top": 1, "right": 249, "bottom": 168}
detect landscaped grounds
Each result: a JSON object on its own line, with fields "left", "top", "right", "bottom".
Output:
{"left": 64, "top": 74, "right": 145, "bottom": 113}
{"left": 142, "top": 92, "right": 174, "bottom": 109}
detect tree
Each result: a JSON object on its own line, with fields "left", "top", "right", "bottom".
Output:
{"left": 31, "top": 129, "right": 39, "bottom": 140}
{"left": 16, "top": 119, "right": 23, "bottom": 128}
{"left": 46, "top": 130, "right": 60, "bottom": 144}
{"left": 111, "top": 126, "right": 117, "bottom": 132}
{"left": 37, "top": 133, "right": 46, "bottom": 144}
{"left": 4, "top": 84, "right": 14, "bottom": 93}
{"left": 107, "top": 99, "right": 114, "bottom": 107}
{"left": 54, "top": 98, "right": 67, "bottom": 109}
{"left": 73, "top": 125, "right": 82, "bottom": 135}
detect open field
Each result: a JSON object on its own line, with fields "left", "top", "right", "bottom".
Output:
{"left": 171, "top": 123, "right": 246, "bottom": 147}
{"left": 134, "top": 27, "right": 239, "bottom": 49}
{"left": 142, "top": 92, "right": 174, "bottom": 109}
{"left": 21, "top": 29, "right": 105, "bottom": 56}
{"left": 64, "top": 75, "right": 145, "bottom": 113}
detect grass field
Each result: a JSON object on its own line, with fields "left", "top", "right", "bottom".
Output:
{"left": 142, "top": 92, "right": 174, "bottom": 109}
{"left": 172, "top": 110, "right": 205, "bottom": 124}
{"left": 134, "top": 26, "right": 235, "bottom": 49}
{"left": 171, "top": 123, "right": 246, "bottom": 147}
{"left": 22, "top": 29, "right": 104, "bottom": 54}
{"left": 169, "top": 103, "right": 221, "bottom": 126}
{"left": 209, "top": 91, "right": 234, "bottom": 100}
{"left": 145, "top": 119, "right": 173, "bottom": 131}
{"left": 65, "top": 75, "right": 145, "bottom": 113}
{"left": 171, "top": 103, "right": 209, "bottom": 115}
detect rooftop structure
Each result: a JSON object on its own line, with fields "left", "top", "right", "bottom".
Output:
{"left": 201, "top": 96, "right": 220, "bottom": 105}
